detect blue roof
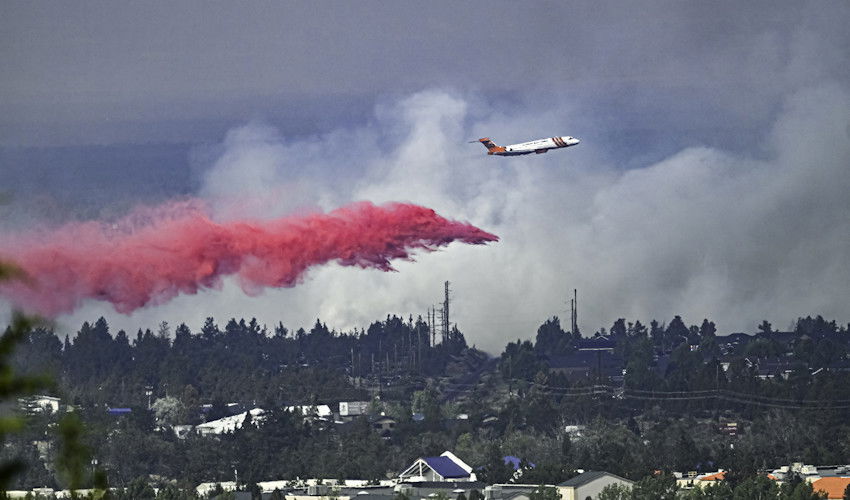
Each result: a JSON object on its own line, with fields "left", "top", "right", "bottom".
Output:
{"left": 107, "top": 408, "right": 132, "bottom": 414}
{"left": 423, "top": 456, "right": 469, "bottom": 479}
{"left": 503, "top": 456, "right": 535, "bottom": 471}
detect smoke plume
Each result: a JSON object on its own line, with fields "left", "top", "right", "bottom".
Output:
{"left": 0, "top": 201, "right": 497, "bottom": 317}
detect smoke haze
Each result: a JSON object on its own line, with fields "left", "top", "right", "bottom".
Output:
{"left": 2, "top": 2, "right": 848, "bottom": 352}
{"left": 18, "top": 81, "right": 841, "bottom": 352}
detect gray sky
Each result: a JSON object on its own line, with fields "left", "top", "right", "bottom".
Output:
{"left": 2, "top": 1, "right": 849, "bottom": 351}
{"left": 4, "top": 1, "right": 846, "bottom": 147}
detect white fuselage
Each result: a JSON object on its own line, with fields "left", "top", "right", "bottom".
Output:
{"left": 501, "top": 136, "right": 580, "bottom": 155}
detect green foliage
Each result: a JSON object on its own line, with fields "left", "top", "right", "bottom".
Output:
{"left": 679, "top": 481, "right": 735, "bottom": 499}
{"left": 630, "top": 474, "right": 678, "bottom": 500}
{"left": 777, "top": 479, "right": 826, "bottom": 500}
{"left": 476, "top": 443, "right": 513, "bottom": 485}
{"left": 152, "top": 396, "right": 185, "bottom": 427}
{"left": 528, "top": 485, "right": 559, "bottom": 500}
{"left": 597, "top": 483, "right": 631, "bottom": 500}
{"left": 0, "top": 262, "right": 51, "bottom": 492}
{"left": 56, "top": 412, "right": 91, "bottom": 494}
{"left": 116, "top": 477, "right": 156, "bottom": 499}
{"left": 731, "top": 475, "right": 777, "bottom": 500}
{"left": 155, "top": 483, "right": 198, "bottom": 500}
{"left": 518, "top": 462, "right": 575, "bottom": 486}
{"left": 534, "top": 318, "right": 574, "bottom": 356}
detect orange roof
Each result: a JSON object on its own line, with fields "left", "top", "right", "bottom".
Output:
{"left": 813, "top": 477, "right": 850, "bottom": 499}
{"left": 699, "top": 471, "right": 778, "bottom": 482}
{"left": 700, "top": 471, "right": 726, "bottom": 481}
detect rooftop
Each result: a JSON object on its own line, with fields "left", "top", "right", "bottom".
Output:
{"left": 423, "top": 456, "right": 469, "bottom": 479}
{"left": 812, "top": 477, "right": 850, "bottom": 499}
{"left": 558, "top": 471, "right": 630, "bottom": 488}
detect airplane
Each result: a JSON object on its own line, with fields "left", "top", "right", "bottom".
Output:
{"left": 473, "top": 135, "right": 580, "bottom": 156}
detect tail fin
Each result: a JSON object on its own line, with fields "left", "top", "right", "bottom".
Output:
{"left": 477, "top": 138, "right": 504, "bottom": 154}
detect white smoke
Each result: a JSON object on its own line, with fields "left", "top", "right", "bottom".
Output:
{"left": 49, "top": 80, "right": 850, "bottom": 352}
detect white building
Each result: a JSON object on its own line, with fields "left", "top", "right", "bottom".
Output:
{"left": 195, "top": 408, "right": 265, "bottom": 436}
{"left": 18, "top": 395, "right": 61, "bottom": 414}
{"left": 398, "top": 451, "right": 476, "bottom": 482}
{"left": 339, "top": 401, "right": 370, "bottom": 417}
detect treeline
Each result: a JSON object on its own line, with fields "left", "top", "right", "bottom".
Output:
{"left": 499, "top": 314, "right": 850, "bottom": 418}
{"left": 10, "top": 315, "right": 468, "bottom": 409}
{"left": 4, "top": 312, "right": 850, "bottom": 491}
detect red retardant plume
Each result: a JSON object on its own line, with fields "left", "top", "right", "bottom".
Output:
{"left": 0, "top": 201, "right": 498, "bottom": 317}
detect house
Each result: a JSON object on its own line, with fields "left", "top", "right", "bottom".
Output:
{"left": 395, "top": 481, "right": 486, "bottom": 500}
{"left": 754, "top": 330, "right": 799, "bottom": 349}
{"left": 398, "top": 451, "right": 475, "bottom": 482}
{"left": 195, "top": 408, "right": 265, "bottom": 436}
{"left": 371, "top": 415, "right": 398, "bottom": 438}
{"left": 557, "top": 471, "right": 633, "bottom": 500}
{"left": 812, "top": 477, "right": 850, "bottom": 499}
{"left": 339, "top": 401, "right": 370, "bottom": 417}
{"left": 752, "top": 356, "right": 798, "bottom": 380}
{"left": 698, "top": 471, "right": 726, "bottom": 483}
{"left": 18, "top": 395, "right": 60, "bottom": 414}
{"left": 286, "top": 405, "right": 333, "bottom": 421}
{"left": 719, "top": 333, "right": 753, "bottom": 355}
{"left": 197, "top": 481, "right": 237, "bottom": 497}
{"left": 575, "top": 337, "right": 616, "bottom": 352}
{"left": 547, "top": 351, "right": 624, "bottom": 383}
{"left": 483, "top": 484, "right": 539, "bottom": 500}
{"left": 683, "top": 470, "right": 778, "bottom": 489}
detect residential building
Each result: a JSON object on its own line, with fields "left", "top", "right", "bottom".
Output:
{"left": 557, "top": 471, "right": 633, "bottom": 500}
{"left": 18, "top": 395, "right": 60, "bottom": 414}
{"left": 398, "top": 451, "right": 476, "bottom": 482}
{"left": 483, "top": 484, "right": 538, "bottom": 500}
{"left": 812, "top": 477, "right": 850, "bottom": 499}
{"left": 339, "top": 401, "right": 370, "bottom": 417}
{"left": 371, "top": 415, "right": 398, "bottom": 438}
{"left": 195, "top": 408, "right": 265, "bottom": 436}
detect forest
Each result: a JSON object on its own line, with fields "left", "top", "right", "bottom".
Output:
{"left": 2, "top": 310, "right": 850, "bottom": 497}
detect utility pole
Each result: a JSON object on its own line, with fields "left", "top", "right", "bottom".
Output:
{"left": 443, "top": 281, "right": 451, "bottom": 344}
{"left": 429, "top": 307, "right": 435, "bottom": 347}
{"left": 418, "top": 320, "right": 423, "bottom": 372}
{"left": 571, "top": 288, "right": 578, "bottom": 336}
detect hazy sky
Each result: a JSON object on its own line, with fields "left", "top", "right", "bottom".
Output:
{"left": 2, "top": 2, "right": 849, "bottom": 351}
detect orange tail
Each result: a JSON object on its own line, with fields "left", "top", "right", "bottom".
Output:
{"left": 478, "top": 138, "right": 505, "bottom": 154}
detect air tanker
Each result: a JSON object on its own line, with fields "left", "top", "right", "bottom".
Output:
{"left": 474, "top": 136, "right": 580, "bottom": 156}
